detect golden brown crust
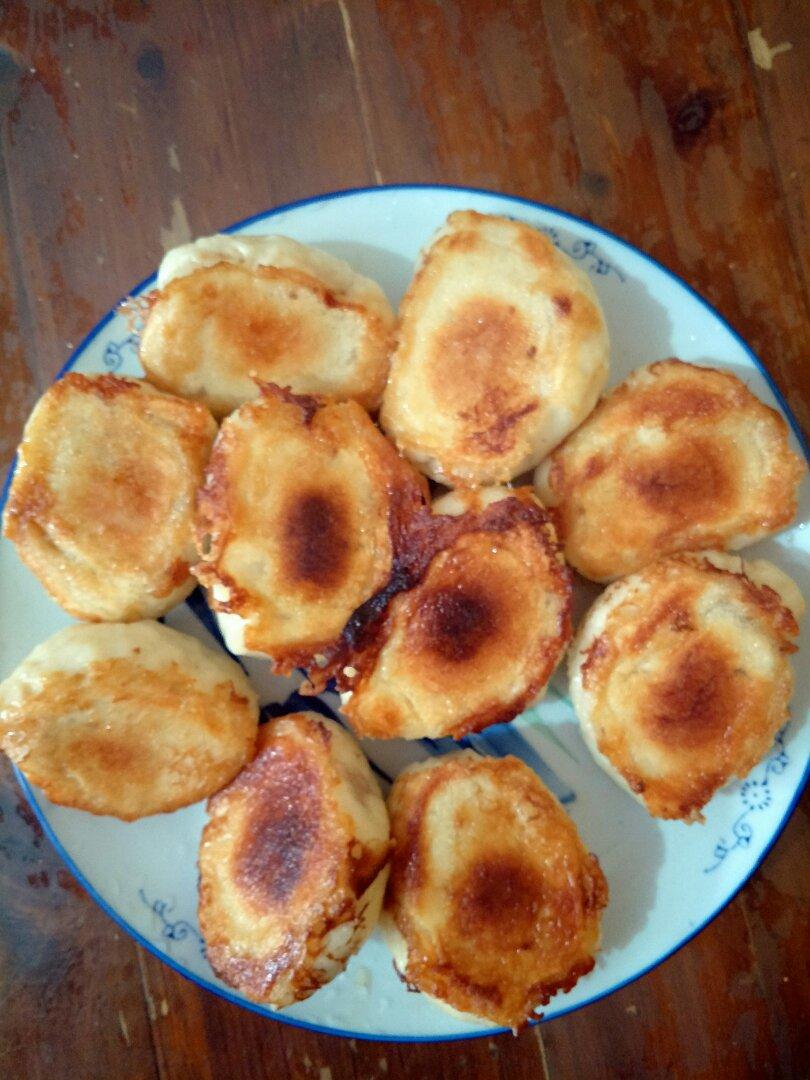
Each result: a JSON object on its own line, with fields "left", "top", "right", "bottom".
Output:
{"left": 385, "top": 753, "right": 607, "bottom": 1029}
{"left": 198, "top": 713, "right": 390, "bottom": 1006}
{"left": 381, "top": 210, "right": 609, "bottom": 487}
{"left": 2, "top": 373, "right": 217, "bottom": 622}
{"left": 140, "top": 260, "right": 394, "bottom": 418}
{"left": 570, "top": 553, "right": 801, "bottom": 820}
{"left": 193, "top": 384, "right": 427, "bottom": 674}
{"left": 537, "top": 360, "right": 806, "bottom": 582}
{"left": 337, "top": 489, "right": 573, "bottom": 740}
{"left": 0, "top": 621, "right": 258, "bottom": 820}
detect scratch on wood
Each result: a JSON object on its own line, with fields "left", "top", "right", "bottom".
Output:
{"left": 118, "top": 1010, "right": 130, "bottom": 1047}
{"left": 739, "top": 897, "right": 771, "bottom": 1002}
{"left": 534, "top": 1027, "right": 552, "bottom": 1078}
{"left": 160, "top": 196, "right": 191, "bottom": 250}
{"left": 338, "top": 0, "right": 383, "bottom": 184}
{"left": 136, "top": 940, "right": 163, "bottom": 1035}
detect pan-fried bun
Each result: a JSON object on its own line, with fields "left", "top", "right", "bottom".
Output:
{"left": 569, "top": 551, "right": 803, "bottom": 822}
{"left": 140, "top": 234, "right": 395, "bottom": 418}
{"left": 381, "top": 210, "right": 609, "bottom": 487}
{"left": 0, "top": 621, "right": 258, "bottom": 820}
{"left": 536, "top": 359, "right": 806, "bottom": 582}
{"left": 198, "top": 712, "right": 390, "bottom": 1007}
{"left": 338, "top": 489, "right": 572, "bottom": 740}
{"left": 383, "top": 752, "right": 608, "bottom": 1030}
{"left": 194, "top": 385, "right": 427, "bottom": 676}
{"left": 2, "top": 373, "right": 217, "bottom": 621}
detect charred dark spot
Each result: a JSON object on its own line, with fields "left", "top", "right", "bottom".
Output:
{"left": 671, "top": 90, "right": 715, "bottom": 150}
{"left": 553, "top": 295, "right": 572, "bottom": 317}
{"left": 455, "top": 856, "right": 542, "bottom": 942}
{"left": 283, "top": 491, "right": 350, "bottom": 589}
{"left": 526, "top": 345, "right": 537, "bottom": 358}
{"left": 322, "top": 290, "right": 339, "bottom": 308}
{"left": 340, "top": 565, "right": 416, "bottom": 655}
{"left": 333, "top": 494, "right": 563, "bottom": 688}
{"left": 393, "top": 961, "right": 421, "bottom": 992}
{"left": 415, "top": 585, "right": 495, "bottom": 663}
{"left": 648, "top": 642, "right": 735, "bottom": 746}
{"left": 234, "top": 756, "right": 321, "bottom": 907}
{"left": 136, "top": 44, "right": 165, "bottom": 81}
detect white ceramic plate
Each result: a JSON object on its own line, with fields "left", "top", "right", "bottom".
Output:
{"left": 1, "top": 185, "right": 807, "bottom": 1042}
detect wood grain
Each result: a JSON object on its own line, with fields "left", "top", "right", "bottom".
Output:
{"left": 734, "top": 0, "right": 810, "bottom": 294}
{"left": 542, "top": 808, "right": 810, "bottom": 1080}
{"left": 0, "top": 758, "right": 158, "bottom": 1080}
{"left": 350, "top": 0, "right": 810, "bottom": 431}
{"left": 0, "top": 1, "right": 807, "bottom": 1077}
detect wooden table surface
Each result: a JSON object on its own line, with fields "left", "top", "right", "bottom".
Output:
{"left": 1, "top": 2, "right": 808, "bottom": 1077}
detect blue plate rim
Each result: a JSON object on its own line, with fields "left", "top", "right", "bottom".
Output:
{"left": 3, "top": 182, "right": 808, "bottom": 1043}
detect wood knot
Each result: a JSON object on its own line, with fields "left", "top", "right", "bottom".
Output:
{"left": 136, "top": 44, "right": 165, "bottom": 81}
{"left": 671, "top": 90, "right": 715, "bottom": 150}
{"left": 581, "top": 171, "right": 611, "bottom": 197}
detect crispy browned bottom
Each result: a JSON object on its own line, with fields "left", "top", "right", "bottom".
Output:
{"left": 385, "top": 753, "right": 607, "bottom": 1029}
{"left": 336, "top": 490, "right": 572, "bottom": 739}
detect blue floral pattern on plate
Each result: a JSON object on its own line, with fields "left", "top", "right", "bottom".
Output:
{"left": 541, "top": 227, "right": 627, "bottom": 282}
{"left": 103, "top": 333, "right": 139, "bottom": 372}
{"left": 703, "top": 730, "right": 789, "bottom": 873}
{"left": 139, "top": 889, "right": 207, "bottom": 957}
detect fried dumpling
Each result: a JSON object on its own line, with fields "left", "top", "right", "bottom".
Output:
{"left": 2, "top": 374, "right": 217, "bottom": 621}
{"left": 569, "top": 551, "right": 803, "bottom": 821}
{"left": 536, "top": 359, "right": 806, "bottom": 582}
{"left": 337, "top": 488, "right": 572, "bottom": 739}
{"left": 198, "top": 712, "right": 390, "bottom": 1006}
{"left": 381, "top": 211, "right": 609, "bottom": 487}
{"left": 139, "top": 234, "right": 395, "bottom": 418}
{"left": 194, "top": 384, "right": 427, "bottom": 676}
{"left": 383, "top": 752, "right": 608, "bottom": 1030}
{"left": 0, "top": 621, "right": 258, "bottom": 819}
